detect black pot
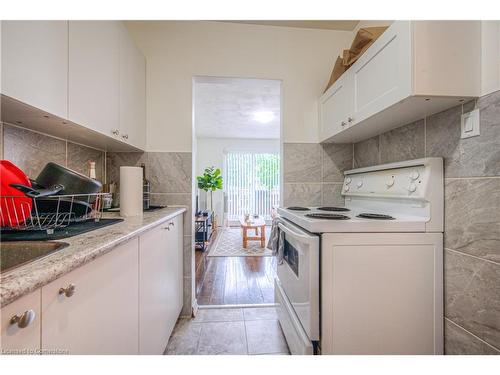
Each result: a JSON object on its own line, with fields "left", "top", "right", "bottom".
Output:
{"left": 35, "top": 162, "right": 102, "bottom": 196}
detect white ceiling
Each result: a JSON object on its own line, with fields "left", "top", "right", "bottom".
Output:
{"left": 194, "top": 76, "right": 281, "bottom": 139}
{"left": 221, "top": 20, "right": 360, "bottom": 31}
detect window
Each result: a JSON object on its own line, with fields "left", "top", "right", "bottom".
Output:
{"left": 225, "top": 152, "right": 280, "bottom": 221}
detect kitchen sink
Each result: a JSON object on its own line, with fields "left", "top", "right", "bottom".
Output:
{"left": 0, "top": 241, "right": 69, "bottom": 273}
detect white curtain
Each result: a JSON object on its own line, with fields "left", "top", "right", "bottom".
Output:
{"left": 224, "top": 152, "right": 280, "bottom": 221}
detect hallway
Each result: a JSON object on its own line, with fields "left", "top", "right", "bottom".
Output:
{"left": 195, "top": 253, "right": 277, "bottom": 305}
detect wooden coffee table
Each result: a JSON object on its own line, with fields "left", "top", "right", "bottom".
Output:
{"left": 239, "top": 215, "right": 266, "bottom": 248}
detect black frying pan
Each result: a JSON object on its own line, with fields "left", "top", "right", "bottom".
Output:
{"left": 10, "top": 183, "right": 64, "bottom": 198}
{"left": 35, "top": 162, "right": 102, "bottom": 196}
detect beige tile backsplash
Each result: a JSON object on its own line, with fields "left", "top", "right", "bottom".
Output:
{"left": 1, "top": 122, "right": 105, "bottom": 182}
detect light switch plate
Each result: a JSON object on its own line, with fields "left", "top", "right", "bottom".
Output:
{"left": 461, "top": 108, "right": 480, "bottom": 139}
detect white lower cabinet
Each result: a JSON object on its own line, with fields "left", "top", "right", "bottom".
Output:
{"left": 1, "top": 214, "right": 184, "bottom": 355}
{"left": 139, "top": 215, "right": 183, "bottom": 354}
{"left": 1, "top": 290, "right": 41, "bottom": 355}
{"left": 41, "top": 239, "right": 139, "bottom": 354}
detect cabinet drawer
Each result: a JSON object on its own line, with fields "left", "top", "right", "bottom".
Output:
{"left": 1, "top": 290, "right": 41, "bottom": 355}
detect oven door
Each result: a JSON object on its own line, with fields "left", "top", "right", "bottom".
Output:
{"left": 277, "top": 219, "right": 320, "bottom": 341}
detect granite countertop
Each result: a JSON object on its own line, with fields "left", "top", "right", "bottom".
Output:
{"left": 0, "top": 207, "right": 187, "bottom": 307}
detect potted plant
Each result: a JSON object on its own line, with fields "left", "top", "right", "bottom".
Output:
{"left": 196, "top": 166, "right": 223, "bottom": 213}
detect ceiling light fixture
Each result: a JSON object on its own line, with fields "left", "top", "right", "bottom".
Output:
{"left": 253, "top": 111, "right": 275, "bottom": 124}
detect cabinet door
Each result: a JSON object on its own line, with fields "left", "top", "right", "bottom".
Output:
{"left": 318, "top": 72, "right": 354, "bottom": 141}
{"left": 1, "top": 290, "right": 41, "bottom": 355}
{"left": 41, "top": 239, "right": 139, "bottom": 354}
{"left": 351, "top": 21, "right": 412, "bottom": 125}
{"left": 171, "top": 215, "right": 184, "bottom": 310}
{"left": 139, "top": 217, "right": 183, "bottom": 354}
{"left": 1, "top": 21, "right": 68, "bottom": 118}
{"left": 119, "top": 24, "right": 146, "bottom": 150}
{"left": 68, "top": 21, "right": 120, "bottom": 137}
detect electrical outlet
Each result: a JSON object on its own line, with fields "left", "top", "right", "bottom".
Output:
{"left": 461, "top": 109, "right": 480, "bottom": 139}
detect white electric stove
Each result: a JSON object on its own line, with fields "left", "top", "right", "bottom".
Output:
{"left": 275, "top": 157, "right": 444, "bottom": 355}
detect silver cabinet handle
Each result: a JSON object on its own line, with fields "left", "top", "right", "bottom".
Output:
{"left": 341, "top": 121, "right": 347, "bottom": 127}
{"left": 169, "top": 222, "right": 174, "bottom": 227}
{"left": 348, "top": 117, "right": 354, "bottom": 123}
{"left": 59, "top": 284, "right": 76, "bottom": 298}
{"left": 122, "top": 134, "right": 129, "bottom": 140}
{"left": 10, "top": 310, "right": 36, "bottom": 328}
{"left": 112, "top": 129, "right": 120, "bottom": 136}
{"left": 162, "top": 226, "right": 170, "bottom": 231}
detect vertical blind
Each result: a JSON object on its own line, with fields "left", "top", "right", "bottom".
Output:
{"left": 225, "top": 152, "right": 280, "bottom": 221}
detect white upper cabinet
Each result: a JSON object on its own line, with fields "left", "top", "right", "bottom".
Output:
{"left": 351, "top": 21, "right": 412, "bottom": 127}
{"left": 119, "top": 24, "right": 146, "bottom": 150}
{"left": 1, "top": 21, "right": 68, "bottom": 119}
{"left": 319, "top": 72, "right": 354, "bottom": 141}
{"left": 68, "top": 21, "right": 121, "bottom": 138}
{"left": 319, "top": 21, "right": 481, "bottom": 144}
{"left": 1, "top": 21, "right": 146, "bottom": 151}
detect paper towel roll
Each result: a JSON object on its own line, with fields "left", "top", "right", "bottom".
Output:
{"left": 120, "top": 166, "right": 143, "bottom": 217}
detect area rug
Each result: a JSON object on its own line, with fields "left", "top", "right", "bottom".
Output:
{"left": 208, "top": 226, "right": 273, "bottom": 257}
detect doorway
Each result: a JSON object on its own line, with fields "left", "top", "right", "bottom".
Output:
{"left": 192, "top": 76, "right": 281, "bottom": 306}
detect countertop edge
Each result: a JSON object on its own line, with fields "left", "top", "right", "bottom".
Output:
{"left": 1, "top": 207, "right": 187, "bottom": 308}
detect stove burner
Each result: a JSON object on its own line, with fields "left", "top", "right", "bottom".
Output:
{"left": 305, "top": 213, "right": 350, "bottom": 220}
{"left": 317, "top": 206, "right": 350, "bottom": 212}
{"left": 287, "top": 206, "right": 311, "bottom": 211}
{"left": 357, "top": 213, "right": 395, "bottom": 220}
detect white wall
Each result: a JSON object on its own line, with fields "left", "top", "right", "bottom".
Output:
{"left": 196, "top": 137, "right": 280, "bottom": 224}
{"left": 125, "top": 21, "right": 352, "bottom": 151}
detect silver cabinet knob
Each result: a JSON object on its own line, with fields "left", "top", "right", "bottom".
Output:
{"left": 112, "top": 129, "right": 120, "bottom": 136}
{"left": 10, "top": 310, "right": 36, "bottom": 328}
{"left": 169, "top": 222, "right": 174, "bottom": 227}
{"left": 122, "top": 134, "right": 129, "bottom": 140}
{"left": 341, "top": 121, "right": 347, "bottom": 127}
{"left": 348, "top": 117, "right": 354, "bottom": 123}
{"left": 162, "top": 226, "right": 170, "bottom": 231}
{"left": 59, "top": 284, "right": 76, "bottom": 298}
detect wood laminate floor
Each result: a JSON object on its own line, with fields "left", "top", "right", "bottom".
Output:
{"left": 195, "top": 232, "right": 277, "bottom": 305}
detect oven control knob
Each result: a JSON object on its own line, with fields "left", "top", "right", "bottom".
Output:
{"left": 356, "top": 181, "right": 363, "bottom": 188}
{"left": 410, "top": 171, "right": 420, "bottom": 180}
{"left": 407, "top": 183, "right": 417, "bottom": 193}
{"left": 386, "top": 178, "right": 395, "bottom": 187}
{"left": 344, "top": 185, "right": 350, "bottom": 192}
{"left": 345, "top": 177, "right": 352, "bottom": 184}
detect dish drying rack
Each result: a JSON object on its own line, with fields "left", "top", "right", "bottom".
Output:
{"left": 1, "top": 193, "right": 106, "bottom": 234}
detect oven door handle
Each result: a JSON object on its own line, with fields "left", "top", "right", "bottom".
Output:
{"left": 278, "top": 222, "right": 317, "bottom": 245}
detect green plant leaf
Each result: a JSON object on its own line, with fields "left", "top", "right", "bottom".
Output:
{"left": 196, "top": 165, "right": 223, "bottom": 192}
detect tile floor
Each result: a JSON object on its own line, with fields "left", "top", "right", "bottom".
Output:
{"left": 164, "top": 306, "right": 290, "bottom": 355}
